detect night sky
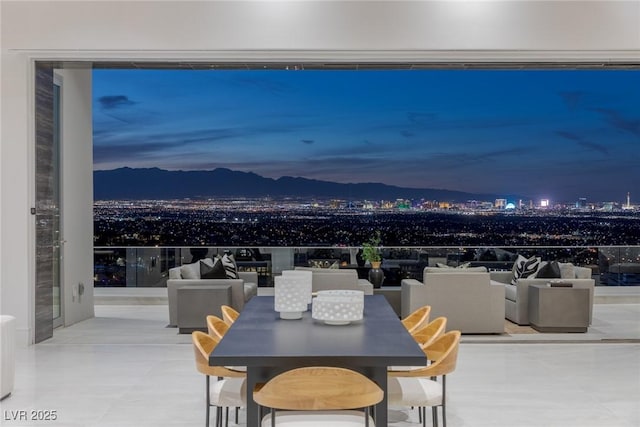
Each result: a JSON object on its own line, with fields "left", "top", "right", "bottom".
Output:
{"left": 93, "top": 69, "right": 639, "bottom": 203}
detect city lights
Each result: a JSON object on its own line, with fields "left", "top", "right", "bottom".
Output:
{"left": 93, "top": 196, "right": 640, "bottom": 248}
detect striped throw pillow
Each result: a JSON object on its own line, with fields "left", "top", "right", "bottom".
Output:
{"left": 511, "top": 255, "right": 541, "bottom": 285}
{"left": 221, "top": 253, "right": 238, "bottom": 279}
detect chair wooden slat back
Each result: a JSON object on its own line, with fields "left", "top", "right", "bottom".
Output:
{"left": 221, "top": 305, "right": 239, "bottom": 325}
{"left": 207, "top": 315, "right": 229, "bottom": 340}
{"left": 423, "top": 330, "right": 461, "bottom": 377}
{"left": 402, "top": 305, "right": 431, "bottom": 334}
{"left": 389, "top": 330, "right": 461, "bottom": 378}
{"left": 412, "top": 316, "right": 447, "bottom": 349}
{"left": 191, "top": 331, "right": 245, "bottom": 378}
{"left": 254, "top": 366, "right": 383, "bottom": 411}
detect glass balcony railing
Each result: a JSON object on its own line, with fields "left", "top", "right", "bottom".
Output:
{"left": 93, "top": 246, "right": 640, "bottom": 288}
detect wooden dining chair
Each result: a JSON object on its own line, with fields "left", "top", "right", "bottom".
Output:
{"left": 412, "top": 316, "right": 447, "bottom": 349}
{"left": 207, "top": 315, "right": 229, "bottom": 340}
{"left": 388, "top": 317, "right": 447, "bottom": 375}
{"left": 191, "top": 331, "right": 246, "bottom": 427}
{"left": 220, "top": 305, "right": 239, "bottom": 326}
{"left": 402, "top": 305, "right": 432, "bottom": 335}
{"left": 206, "top": 314, "right": 247, "bottom": 377}
{"left": 388, "top": 330, "right": 461, "bottom": 427}
{"left": 254, "top": 366, "right": 383, "bottom": 426}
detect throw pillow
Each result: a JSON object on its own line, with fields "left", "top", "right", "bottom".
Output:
{"left": 535, "top": 260, "right": 562, "bottom": 279}
{"left": 201, "top": 257, "right": 215, "bottom": 268}
{"left": 558, "top": 262, "right": 576, "bottom": 279}
{"left": 200, "top": 258, "right": 227, "bottom": 279}
{"left": 168, "top": 267, "right": 182, "bottom": 280}
{"left": 574, "top": 266, "right": 592, "bottom": 279}
{"left": 435, "top": 262, "right": 471, "bottom": 269}
{"left": 221, "top": 253, "right": 238, "bottom": 279}
{"left": 179, "top": 261, "right": 201, "bottom": 280}
{"left": 511, "top": 255, "right": 541, "bottom": 285}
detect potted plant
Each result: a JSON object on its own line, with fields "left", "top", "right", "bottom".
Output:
{"left": 361, "top": 232, "right": 384, "bottom": 287}
{"left": 361, "top": 232, "right": 382, "bottom": 267}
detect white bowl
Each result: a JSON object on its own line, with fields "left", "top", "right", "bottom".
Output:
{"left": 312, "top": 290, "right": 364, "bottom": 325}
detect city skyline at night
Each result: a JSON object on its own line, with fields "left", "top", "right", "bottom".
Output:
{"left": 93, "top": 69, "right": 640, "bottom": 203}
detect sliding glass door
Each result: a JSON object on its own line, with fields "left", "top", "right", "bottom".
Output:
{"left": 52, "top": 75, "right": 63, "bottom": 329}
{"left": 34, "top": 64, "right": 63, "bottom": 342}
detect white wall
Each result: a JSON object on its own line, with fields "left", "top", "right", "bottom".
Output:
{"left": 0, "top": 53, "right": 34, "bottom": 345}
{"left": 1, "top": 0, "right": 639, "bottom": 345}
{"left": 1, "top": 1, "right": 639, "bottom": 53}
{"left": 58, "top": 68, "right": 95, "bottom": 326}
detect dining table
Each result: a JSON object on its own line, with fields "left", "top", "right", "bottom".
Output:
{"left": 209, "top": 294, "right": 426, "bottom": 427}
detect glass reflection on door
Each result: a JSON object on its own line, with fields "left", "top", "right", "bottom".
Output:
{"left": 52, "top": 77, "right": 62, "bottom": 328}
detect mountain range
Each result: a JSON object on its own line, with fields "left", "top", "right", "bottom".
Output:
{"left": 94, "top": 167, "right": 520, "bottom": 202}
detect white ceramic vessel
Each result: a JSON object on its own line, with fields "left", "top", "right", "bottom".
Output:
{"left": 312, "top": 290, "right": 365, "bottom": 325}
{"left": 274, "top": 275, "right": 312, "bottom": 319}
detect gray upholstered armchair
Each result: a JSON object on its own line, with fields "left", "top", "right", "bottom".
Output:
{"left": 293, "top": 267, "right": 374, "bottom": 295}
{"left": 401, "top": 267, "right": 505, "bottom": 334}
{"left": 167, "top": 263, "right": 257, "bottom": 327}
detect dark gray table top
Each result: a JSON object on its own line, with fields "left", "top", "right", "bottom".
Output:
{"left": 210, "top": 295, "right": 426, "bottom": 367}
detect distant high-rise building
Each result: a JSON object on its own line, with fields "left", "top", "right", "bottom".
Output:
{"left": 494, "top": 199, "right": 506, "bottom": 209}
{"left": 540, "top": 199, "right": 549, "bottom": 208}
{"left": 622, "top": 192, "right": 633, "bottom": 210}
{"left": 576, "top": 198, "right": 587, "bottom": 208}
{"left": 395, "top": 199, "right": 410, "bottom": 209}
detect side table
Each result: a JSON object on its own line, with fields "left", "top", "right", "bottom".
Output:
{"left": 528, "top": 284, "right": 589, "bottom": 332}
{"left": 177, "top": 285, "right": 232, "bottom": 334}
